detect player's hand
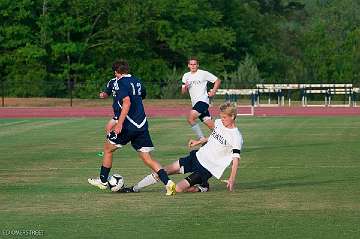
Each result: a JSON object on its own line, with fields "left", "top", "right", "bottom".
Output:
{"left": 208, "top": 89, "right": 216, "bottom": 97}
{"left": 114, "top": 123, "right": 122, "bottom": 134}
{"left": 185, "top": 80, "right": 190, "bottom": 89}
{"left": 188, "top": 139, "right": 199, "bottom": 148}
{"left": 181, "top": 84, "right": 188, "bottom": 94}
{"left": 226, "top": 178, "right": 235, "bottom": 191}
{"left": 99, "top": 92, "right": 108, "bottom": 98}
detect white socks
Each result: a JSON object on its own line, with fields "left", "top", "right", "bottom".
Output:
{"left": 133, "top": 173, "right": 159, "bottom": 192}
{"left": 191, "top": 123, "right": 204, "bottom": 140}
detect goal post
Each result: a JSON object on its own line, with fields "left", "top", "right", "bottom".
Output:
{"left": 237, "top": 105, "right": 255, "bottom": 116}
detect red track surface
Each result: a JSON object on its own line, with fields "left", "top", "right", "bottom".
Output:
{"left": 1, "top": 106, "right": 360, "bottom": 118}
{"left": 252, "top": 106, "right": 360, "bottom": 116}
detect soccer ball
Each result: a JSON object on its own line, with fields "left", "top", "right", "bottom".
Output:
{"left": 108, "top": 173, "right": 124, "bottom": 192}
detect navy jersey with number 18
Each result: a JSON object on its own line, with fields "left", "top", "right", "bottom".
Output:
{"left": 114, "top": 75, "right": 148, "bottom": 131}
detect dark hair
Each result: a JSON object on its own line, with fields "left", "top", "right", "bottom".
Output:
{"left": 188, "top": 56, "right": 199, "bottom": 64}
{"left": 112, "top": 60, "right": 129, "bottom": 74}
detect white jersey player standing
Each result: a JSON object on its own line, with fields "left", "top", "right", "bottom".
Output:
{"left": 181, "top": 57, "right": 221, "bottom": 140}
{"left": 120, "top": 102, "right": 243, "bottom": 193}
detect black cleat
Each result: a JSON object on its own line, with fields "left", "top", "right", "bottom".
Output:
{"left": 196, "top": 181, "right": 210, "bottom": 192}
{"left": 118, "top": 186, "right": 136, "bottom": 193}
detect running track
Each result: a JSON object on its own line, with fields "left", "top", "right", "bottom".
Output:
{"left": 1, "top": 106, "right": 360, "bottom": 118}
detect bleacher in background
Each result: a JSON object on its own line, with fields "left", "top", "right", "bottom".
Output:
{"left": 217, "top": 84, "right": 359, "bottom": 107}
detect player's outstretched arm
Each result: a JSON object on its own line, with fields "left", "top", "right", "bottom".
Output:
{"left": 188, "top": 137, "right": 208, "bottom": 148}
{"left": 226, "top": 157, "right": 239, "bottom": 192}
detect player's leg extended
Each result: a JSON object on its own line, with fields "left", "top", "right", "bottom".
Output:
{"left": 177, "top": 172, "right": 205, "bottom": 193}
{"left": 188, "top": 110, "right": 205, "bottom": 140}
{"left": 131, "top": 160, "right": 181, "bottom": 192}
{"left": 138, "top": 151, "right": 163, "bottom": 171}
{"left": 199, "top": 107, "right": 214, "bottom": 131}
{"left": 164, "top": 160, "right": 181, "bottom": 175}
{"left": 103, "top": 140, "right": 118, "bottom": 168}
{"left": 138, "top": 151, "right": 176, "bottom": 195}
{"left": 100, "top": 141, "right": 118, "bottom": 183}
{"left": 202, "top": 117, "right": 214, "bottom": 130}
{"left": 88, "top": 141, "right": 118, "bottom": 189}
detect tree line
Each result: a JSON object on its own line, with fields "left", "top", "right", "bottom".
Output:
{"left": 1, "top": 0, "right": 359, "bottom": 98}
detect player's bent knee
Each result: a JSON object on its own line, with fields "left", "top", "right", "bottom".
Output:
{"left": 188, "top": 111, "right": 200, "bottom": 122}
{"left": 175, "top": 185, "right": 184, "bottom": 193}
{"left": 186, "top": 173, "right": 202, "bottom": 185}
{"left": 104, "top": 141, "right": 119, "bottom": 153}
{"left": 187, "top": 117, "right": 196, "bottom": 125}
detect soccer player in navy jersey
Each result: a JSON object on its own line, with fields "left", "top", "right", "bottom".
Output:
{"left": 88, "top": 60, "right": 176, "bottom": 196}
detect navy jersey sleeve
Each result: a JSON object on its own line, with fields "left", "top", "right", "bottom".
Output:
{"left": 104, "top": 80, "right": 113, "bottom": 96}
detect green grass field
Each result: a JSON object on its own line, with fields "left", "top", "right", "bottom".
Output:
{"left": 1, "top": 116, "right": 360, "bottom": 238}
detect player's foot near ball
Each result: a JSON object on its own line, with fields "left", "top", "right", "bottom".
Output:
{"left": 165, "top": 180, "right": 176, "bottom": 196}
{"left": 88, "top": 178, "right": 108, "bottom": 190}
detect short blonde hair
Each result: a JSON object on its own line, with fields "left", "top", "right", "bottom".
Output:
{"left": 219, "top": 102, "right": 237, "bottom": 119}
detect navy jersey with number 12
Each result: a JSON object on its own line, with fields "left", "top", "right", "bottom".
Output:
{"left": 115, "top": 75, "right": 148, "bottom": 131}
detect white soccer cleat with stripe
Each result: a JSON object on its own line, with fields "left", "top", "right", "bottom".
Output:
{"left": 88, "top": 178, "right": 108, "bottom": 190}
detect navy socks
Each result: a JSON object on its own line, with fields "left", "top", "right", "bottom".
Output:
{"left": 100, "top": 166, "right": 111, "bottom": 183}
{"left": 157, "top": 169, "right": 170, "bottom": 185}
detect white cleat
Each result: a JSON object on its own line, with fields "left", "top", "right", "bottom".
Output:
{"left": 195, "top": 184, "right": 209, "bottom": 192}
{"left": 88, "top": 178, "right": 108, "bottom": 190}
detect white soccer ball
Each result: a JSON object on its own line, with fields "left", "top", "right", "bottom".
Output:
{"left": 108, "top": 173, "right": 124, "bottom": 192}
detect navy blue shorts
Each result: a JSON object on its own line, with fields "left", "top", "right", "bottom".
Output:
{"left": 107, "top": 128, "right": 154, "bottom": 152}
{"left": 192, "top": 101, "right": 211, "bottom": 122}
{"left": 179, "top": 150, "right": 212, "bottom": 182}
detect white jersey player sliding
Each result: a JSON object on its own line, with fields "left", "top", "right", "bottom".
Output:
{"left": 120, "top": 102, "right": 243, "bottom": 193}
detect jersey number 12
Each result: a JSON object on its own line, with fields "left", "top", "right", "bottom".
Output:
{"left": 130, "top": 82, "right": 142, "bottom": 96}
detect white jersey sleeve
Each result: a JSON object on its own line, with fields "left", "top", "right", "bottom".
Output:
{"left": 196, "top": 119, "right": 243, "bottom": 179}
{"left": 204, "top": 70, "right": 217, "bottom": 83}
{"left": 181, "top": 69, "right": 218, "bottom": 106}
